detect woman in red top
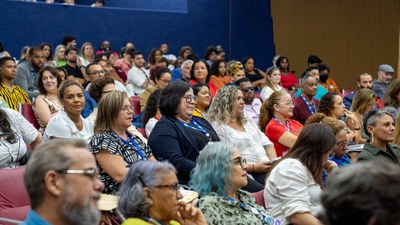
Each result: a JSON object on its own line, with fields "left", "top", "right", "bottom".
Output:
{"left": 189, "top": 59, "right": 217, "bottom": 97}
{"left": 259, "top": 90, "right": 303, "bottom": 157}
{"left": 276, "top": 56, "right": 298, "bottom": 92}
{"left": 209, "top": 60, "right": 231, "bottom": 90}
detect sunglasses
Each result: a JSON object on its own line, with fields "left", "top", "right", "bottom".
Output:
{"left": 241, "top": 87, "right": 255, "bottom": 93}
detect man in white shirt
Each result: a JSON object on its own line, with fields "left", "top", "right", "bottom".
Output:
{"left": 160, "top": 43, "right": 177, "bottom": 70}
{"left": 235, "top": 77, "right": 262, "bottom": 125}
{"left": 127, "top": 51, "right": 149, "bottom": 95}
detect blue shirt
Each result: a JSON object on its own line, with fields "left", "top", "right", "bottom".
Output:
{"left": 171, "top": 68, "right": 183, "bottom": 81}
{"left": 295, "top": 86, "right": 328, "bottom": 101}
{"left": 81, "top": 90, "right": 98, "bottom": 118}
{"left": 329, "top": 154, "right": 351, "bottom": 167}
{"left": 21, "top": 210, "right": 51, "bottom": 225}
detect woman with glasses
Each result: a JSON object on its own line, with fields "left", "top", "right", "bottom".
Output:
{"left": 207, "top": 85, "right": 276, "bottom": 187}
{"left": 33, "top": 66, "right": 63, "bottom": 134}
{"left": 118, "top": 160, "right": 207, "bottom": 225}
{"left": 140, "top": 67, "right": 172, "bottom": 111}
{"left": 260, "top": 66, "right": 283, "bottom": 101}
{"left": 345, "top": 88, "right": 377, "bottom": 144}
{"left": 89, "top": 91, "right": 155, "bottom": 194}
{"left": 192, "top": 83, "right": 211, "bottom": 118}
{"left": 189, "top": 59, "right": 217, "bottom": 97}
{"left": 44, "top": 80, "right": 94, "bottom": 143}
{"left": 359, "top": 109, "right": 400, "bottom": 163}
{"left": 265, "top": 123, "right": 337, "bottom": 225}
{"left": 190, "top": 142, "right": 277, "bottom": 225}
{"left": 306, "top": 113, "right": 350, "bottom": 167}
{"left": 259, "top": 90, "right": 303, "bottom": 157}
{"left": 148, "top": 80, "right": 219, "bottom": 185}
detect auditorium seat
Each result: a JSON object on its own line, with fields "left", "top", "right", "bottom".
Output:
{"left": 0, "top": 166, "right": 30, "bottom": 223}
{"left": 137, "top": 128, "right": 147, "bottom": 139}
{"left": 251, "top": 190, "right": 265, "bottom": 209}
{"left": 130, "top": 96, "right": 141, "bottom": 116}
{"left": 18, "top": 103, "right": 40, "bottom": 130}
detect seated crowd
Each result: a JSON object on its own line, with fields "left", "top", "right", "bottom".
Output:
{"left": 1, "top": 39, "right": 400, "bottom": 225}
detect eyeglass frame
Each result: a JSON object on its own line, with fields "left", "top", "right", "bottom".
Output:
{"left": 335, "top": 141, "right": 349, "bottom": 151}
{"left": 182, "top": 95, "right": 196, "bottom": 104}
{"left": 90, "top": 70, "right": 107, "bottom": 76}
{"left": 56, "top": 169, "right": 99, "bottom": 180}
{"left": 240, "top": 87, "right": 255, "bottom": 93}
{"left": 136, "top": 173, "right": 181, "bottom": 195}
{"left": 121, "top": 105, "right": 134, "bottom": 112}
{"left": 232, "top": 156, "right": 247, "bottom": 169}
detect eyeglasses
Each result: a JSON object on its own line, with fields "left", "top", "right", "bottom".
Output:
{"left": 182, "top": 95, "right": 195, "bottom": 103}
{"left": 136, "top": 173, "right": 181, "bottom": 195}
{"left": 56, "top": 169, "right": 99, "bottom": 180}
{"left": 90, "top": 70, "right": 106, "bottom": 75}
{"left": 159, "top": 79, "right": 171, "bottom": 84}
{"left": 241, "top": 87, "right": 255, "bottom": 93}
{"left": 233, "top": 156, "right": 247, "bottom": 169}
{"left": 336, "top": 141, "right": 349, "bottom": 151}
{"left": 121, "top": 105, "right": 134, "bottom": 112}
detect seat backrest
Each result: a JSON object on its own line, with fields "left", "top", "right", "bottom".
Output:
{"left": 0, "top": 166, "right": 30, "bottom": 222}
{"left": 136, "top": 128, "right": 147, "bottom": 139}
{"left": 19, "top": 103, "right": 40, "bottom": 129}
{"left": 251, "top": 190, "right": 265, "bottom": 209}
{"left": 130, "top": 96, "right": 141, "bottom": 116}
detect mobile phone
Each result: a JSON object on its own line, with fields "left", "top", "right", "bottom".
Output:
{"left": 269, "top": 157, "right": 281, "bottom": 164}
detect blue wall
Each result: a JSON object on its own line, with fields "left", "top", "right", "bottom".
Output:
{"left": 0, "top": 0, "right": 274, "bottom": 70}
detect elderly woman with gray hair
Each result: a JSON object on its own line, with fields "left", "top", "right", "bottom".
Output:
{"left": 117, "top": 161, "right": 207, "bottom": 225}
{"left": 358, "top": 109, "right": 400, "bottom": 163}
{"left": 190, "top": 142, "right": 278, "bottom": 225}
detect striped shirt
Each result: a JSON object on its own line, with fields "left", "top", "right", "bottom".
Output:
{"left": 0, "top": 84, "right": 31, "bottom": 110}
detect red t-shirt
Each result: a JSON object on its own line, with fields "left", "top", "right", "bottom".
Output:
{"left": 265, "top": 118, "right": 303, "bottom": 157}
{"left": 280, "top": 71, "right": 298, "bottom": 89}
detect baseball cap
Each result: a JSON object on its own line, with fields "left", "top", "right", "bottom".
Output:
{"left": 379, "top": 64, "right": 394, "bottom": 73}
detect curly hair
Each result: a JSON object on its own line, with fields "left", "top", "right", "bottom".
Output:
{"left": 305, "top": 113, "right": 346, "bottom": 135}
{"left": 383, "top": 79, "right": 400, "bottom": 108}
{"left": 88, "top": 76, "right": 115, "bottom": 103}
{"left": 190, "top": 59, "right": 211, "bottom": 84}
{"left": 259, "top": 90, "right": 288, "bottom": 132}
{"left": 318, "top": 92, "right": 340, "bottom": 117}
{"left": 142, "top": 89, "right": 162, "bottom": 127}
{"left": 210, "top": 60, "right": 226, "bottom": 77}
{"left": 207, "top": 85, "right": 247, "bottom": 125}
{"left": 37, "top": 66, "right": 62, "bottom": 95}
{"left": 275, "top": 56, "right": 290, "bottom": 72}
{"left": 147, "top": 48, "right": 162, "bottom": 65}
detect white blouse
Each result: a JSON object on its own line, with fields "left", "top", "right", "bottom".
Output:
{"left": 264, "top": 158, "right": 323, "bottom": 225}
{"left": 44, "top": 111, "right": 94, "bottom": 144}
{"left": 0, "top": 108, "right": 39, "bottom": 168}
{"left": 260, "top": 85, "right": 283, "bottom": 101}
{"left": 211, "top": 117, "right": 272, "bottom": 163}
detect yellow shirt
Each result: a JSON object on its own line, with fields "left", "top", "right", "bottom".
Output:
{"left": 0, "top": 84, "right": 30, "bottom": 110}
{"left": 122, "top": 218, "right": 180, "bottom": 225}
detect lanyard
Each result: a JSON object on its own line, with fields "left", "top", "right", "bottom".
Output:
{"left": 226, "top": 197, "right": 278, "bottom": 225}
{"left": 114, "top": 131, "right": 147, "bottom": 160}
{"left": 180, "top": 119, "right": 211, "bottom": 141}
{"left": 273, "top": 116, "right": 290, "bottom": 131}
{"left": 31, "top": 71, "right": 36, "bottom": 82}
{"left": 300, "top": 94, "right": 316, "bottom": 115}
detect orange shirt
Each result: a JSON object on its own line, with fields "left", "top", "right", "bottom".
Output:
{"left": 210, "top": 75, "right": 231, "bottom": 90}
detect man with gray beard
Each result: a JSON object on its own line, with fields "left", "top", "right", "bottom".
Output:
{"left": 21, "top": 139, "right": 104, "bottom": 225}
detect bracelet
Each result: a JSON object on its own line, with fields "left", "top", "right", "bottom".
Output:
{"left": 354, "top": 127, "right": 361, "bottom": 130}
{"left": 252, "top": 164, "right": 255, "bottom": 172}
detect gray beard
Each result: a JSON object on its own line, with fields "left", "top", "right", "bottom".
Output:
{"left": 60, "top": 188, "right": 101, "bottom": 225}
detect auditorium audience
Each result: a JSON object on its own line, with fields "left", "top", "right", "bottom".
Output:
{"left": 292, "top": 74, "right": 319, "bottom": 124}
{"left": 265, "top": 123, "right": 336, "bottom": 225}
{"left": 53, "top": 44, "right": 66, "bottom": 67}
{"left": 62, "top": 47, "right": 86, "bottom": 85}
{"left": 204, "top": 45, "right": 218, "bottom": 67}
{"left": 209, "top": 60, "right": 230, "bottom": 90}
{"left": 192, "top": 82, "right": 211, "bottom": 118}
{"left": 33, "top": 66, "right": 63, "bottom": 134}
{"left": 318, "top": 92, "right": 346, "bottom": 119}
{"left": 82, "top": 62, "right": 106, "bottom": 118}
{"left": 343, "top": 72, "right": 375, "bottom": 110}
{"left": 147, "top": 48, "right": 163, "bottom": 70}
{"left": 207, "top": 85, "right": 276, "bottom": 185}
{"left": 89, "top": 91, "right": 154, "bottom": 194}
{"left": 189, "top": 59, "right": 217, "bottom": 97}
{"left": 383, "top": 78, "right": 400, "bottom": 119}
{"left": 235, "top": 77, "right": 262, "bottom": 125}
{"left": 358, "top": 109, "right": 400, "bottom": 163}
{"left": 118, "top": 161, "right": 207, "bottom": 225}
{"left": 259, "top": 90, "right": 303, "bottom": 157}
{"left": 80, "top": 42, "right": 94, "bottom": 67}
{"left": 176, "top": 45, "right": 192, "bottom": 68}
{"left": 127, "top": 50, "right": 150, "bottom": 96}
{"left": 40, "top": 42, "right": 55, "bottom": 67}
{"left": 15, "top": 46, "right": 44, "bottom": 99}
{"left": 44, "top": 80, "right": 94, "bottom": 143}
{"left": 318, "top": 64, "right": 340, "bottom": 93}
{"left": 275, "top": 56, "right": 297, "bottom": 91}
{"left": 142, "top": 89, "right": 162, "bottom": 137}
{"left": 190, "top": 142, "right": 278, "bottom": 225}
{"left": 148, "top": 80, "right": 219, "bottom": 185}
{"left": 0, "top": 107, "right": 42, "bottom": 169}
{"left": 140, "top": 67, "right": 171, "bottom": 111}
{"left": 242, "top": 56, "right": 266, "bottom": 90}
{"left": 19, "top": 45, "right": 30, "bottom": 65}
{"left": 0, "top": 56, "right": 30, "bottom": 110}
{"left": 115, "top": 47, "right": 133, "bottom": 75}
{"left": 260, "top": 66, "right": 283, "bottom": 101}
{"left": 0, "top": 42, "right": 10, "bottom": 58}
{"left": 227, "top": 60, "right": 246, "bottom": 83}
{"left": 372, "top": 64, "right": 394, "bottom": 99}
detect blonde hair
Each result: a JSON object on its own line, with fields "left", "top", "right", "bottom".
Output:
{"left": 207, "top": 85, "right": 247, "bottom": 125}
{"left": 265, "top": 66, "right": 281, "bottom": 91}
{"left": 80, "top": 42, "right": 94, "bottom": 62}
{"left": 95, "top": 90, "right": 129, "bottom": 133}
{"left": 350, "top": 88, "right": 377, "bottom": 118}
{"left": 259, "top": 90, "right": 288, "bottom": 132}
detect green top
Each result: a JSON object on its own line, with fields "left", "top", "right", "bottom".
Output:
{"left": 358, "top": 142, "right": 400, "bottom": 164}
{"left": 199, "top": 189, "right": 276, "bottom": 225}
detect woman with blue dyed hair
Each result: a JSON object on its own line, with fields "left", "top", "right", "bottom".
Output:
{"left": 190, "top": 142, "right": 278, "bottom": 225}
